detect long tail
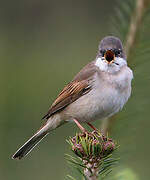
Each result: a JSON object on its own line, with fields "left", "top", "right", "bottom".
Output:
{"left": 12, "top": 123, "right": 49, "bottom": 160}
{"left": 12, "top": 114, "right": 64, "bottom": 160}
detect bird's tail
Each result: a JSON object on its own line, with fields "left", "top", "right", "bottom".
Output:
{"left": 12, "top": 115, "right": 63, "bottom": 160}
{"left": 12, "top": 125, "right": 49, "bottom": 160}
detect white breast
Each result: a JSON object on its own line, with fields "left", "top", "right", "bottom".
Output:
{"left": 64, "top": 66, "right": 133, "bottom": 123}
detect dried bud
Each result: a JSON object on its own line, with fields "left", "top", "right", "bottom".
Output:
{"left": 68, "top": 130, "right": 116, "bottom": 163}
{"left": 102, "top": 141, "right": 115, "bottom": 156}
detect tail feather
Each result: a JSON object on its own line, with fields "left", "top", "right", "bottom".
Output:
{"left": 12, "top": 114, "right": 63, "bottom": 160}
{"left": 12, "top": 130, "right": 48, "bottom": 160}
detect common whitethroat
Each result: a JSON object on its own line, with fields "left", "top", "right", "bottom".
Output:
{"left": 12, "top": 36, "right": 133, "bottom": 160}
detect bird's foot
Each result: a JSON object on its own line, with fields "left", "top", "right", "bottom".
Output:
{"left": 73, "top": 119, "right": 87, "bottom": 133}
{"left": 73, "top": 119, "right": 98, "bottom": 133}
{"left": 87, "top": 122, "right": 98, "bottom": 131}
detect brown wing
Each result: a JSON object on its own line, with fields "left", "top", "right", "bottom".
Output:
{"left": 42, "top": 80, "right": 92, "bottom": 119}
{"left": 42, "top": 61, "right": 98, "bottom": 119}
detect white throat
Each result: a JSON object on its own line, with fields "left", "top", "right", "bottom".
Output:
{"left": 95, "top": 57, "right": 127, "bottom": 73}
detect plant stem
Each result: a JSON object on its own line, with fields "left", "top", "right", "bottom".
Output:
{"left": 125, "top": 0, "right": 145, "bottom": 57}
{"left": 84, "top": 163, "right": 99, "bottom": 180}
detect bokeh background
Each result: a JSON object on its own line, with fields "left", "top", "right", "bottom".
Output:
{"left": 0, "top": 0, "right": 150, "bottom": 179}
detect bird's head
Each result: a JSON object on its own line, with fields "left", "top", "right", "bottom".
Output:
{"left": 96, "top": 36, "right": 127, "bottom": 73}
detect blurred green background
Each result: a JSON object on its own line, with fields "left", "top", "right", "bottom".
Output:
{"left": 0, "top": 0, "right": 150, "bottom": 179}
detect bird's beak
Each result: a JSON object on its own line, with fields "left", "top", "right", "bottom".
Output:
{"left": 104, "top": 50, "right": 115, "bottom": 64}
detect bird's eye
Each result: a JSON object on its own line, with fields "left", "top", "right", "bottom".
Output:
{"left": 100, "top": 49, "right": 105, "bottom": 56}
{"left": 114, "top": 49, "right": 122, "bottom": 56}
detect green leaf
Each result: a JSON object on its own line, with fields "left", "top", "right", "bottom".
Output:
{"left": 66, "top": 175, "right": 77, "bottom": 180}
{"left": 81, "top": 138, "right": 88, "bottom": 156}
{"left": 76, "top": 168, "right": 88, "bottom": 180}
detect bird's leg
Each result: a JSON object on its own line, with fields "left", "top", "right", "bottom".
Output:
{"left": 73, "top": 119, "right": 86, "bottom": 132}
{"left": 87, "top": 122, "right": 97, "bottom": 131}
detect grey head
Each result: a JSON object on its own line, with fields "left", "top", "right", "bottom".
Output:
{"left": 95, "top": 36, "right": 127, "bottom": 73}
{"left": 97, "top": 36, "right": 126, "bottom": 61}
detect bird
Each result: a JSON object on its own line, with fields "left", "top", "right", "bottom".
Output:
{"left": 12, "top": 36, "right": 133, "bottom": 160}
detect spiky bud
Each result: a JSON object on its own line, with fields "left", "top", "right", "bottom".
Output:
{"left": 68, "top": 130, "right": 116, "bottom": 164}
